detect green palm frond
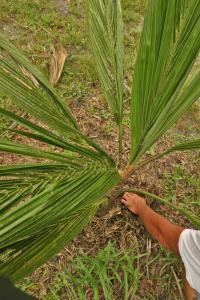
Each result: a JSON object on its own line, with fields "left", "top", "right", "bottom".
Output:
{"left": 0, "top": 163, "right": 120, "bottom": 281}
{"left": 164, "top": 138, "right": 200, "bottom": 154}
{"left": 0, "top": 34, "right": 77, "bottom": 129}
{"left": 130, "top": 0, "right": 200, "bottom": 163}
{"left": 0, "top": 205, "right": 100, "bottom": 281}
{"left": 0, "top": 34, "right": 120, "bottom": 281}
{"left": 0, "top": 33, "right": 111, "bottom": 163}
{"left": 86, "top": 0, "right": 124, "bottom": 125}
{"left": 0, "top": 107, "right": 114, "bottom": 165}
{"left": 175, "top": 0, "right": 188, "bottom": 31}
{"left": 136, "top": 138, "right": 200, "bottom": 171}
{"left": 0, "top": 163, "right": 71, "bottom": 177}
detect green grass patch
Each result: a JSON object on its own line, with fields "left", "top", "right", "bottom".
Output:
{"left": 40, "top": 242, "right": 142, "bottom": 300}
{"left": 163, "top": 162, "right": 200, "bottom": 223}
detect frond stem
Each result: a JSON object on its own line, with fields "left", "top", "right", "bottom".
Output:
{"left": 121, "top": 150, "right": 170, "bottom": 182}
{"left": 118, "top": 122, "right": 123, "bottom": 166}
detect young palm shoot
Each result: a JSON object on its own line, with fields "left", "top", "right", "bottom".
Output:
{"left": 86, "top": 0, "right": 124, "bottom": 163}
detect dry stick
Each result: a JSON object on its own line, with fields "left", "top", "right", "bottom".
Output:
{"left": 171, "top": 267, "right": 184, "bottom": 300}
{"left": 2, "top": 65, "right": 39, "bottom": 137}
{"left": 146, "top": 239, "right": 151, "bottom": 279}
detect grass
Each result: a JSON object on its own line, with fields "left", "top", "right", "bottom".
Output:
{"left": 17, "top": 242, "right": 144, "bottom": 300}
{"left": 163, "top": 161, "right": 200, "bottom": 221}
{"left": 0, "top": 0, "right": 200, "bottom": 299}
{"left": 42, "top": 242, "right": 142, "bottom": 300}
{"left": 0, "top": 0, "right": 97, "bottom": 105}
{"left": 19, "top": 242, "right": 182, "bottom": 300}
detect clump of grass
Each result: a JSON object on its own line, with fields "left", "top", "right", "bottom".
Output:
{"left": 44, "top": 242, "right": 142, "bottom": 300}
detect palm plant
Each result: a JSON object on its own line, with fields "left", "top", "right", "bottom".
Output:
{"left": 0, "top": 0, "right": 200, "bottom": 282}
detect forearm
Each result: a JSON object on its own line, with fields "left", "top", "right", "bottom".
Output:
{"left": 138, "top": 206, "right": 185, "bottom": 255}
{"left": 121, "top": 193, "right": 185, "bottom": 255}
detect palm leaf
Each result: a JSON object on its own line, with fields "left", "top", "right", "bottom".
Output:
{"left": 0, "top": 163, "right": 70, "bottom": 177}
{"left": 0, "top": 34, "right": 113, "bottom": 164}
{"left": 86, "top": 0, "right": 124, "bottom": 126}
{"left": 163, "top": 138, "right": 200, "bottom": 156}
{"left": 0, "top": 107, "right": 114, "bottom": 165}
{"left": 0, "top": 34, "right": 77, "bottom": 129}
{"left": 0, "top": 161, "right": 120, "bottom": 280}
{"left": 175, "top": 0, "right": 188, "bottom": 31}
{"left": 0, "top": 64, "right": 114, "bottom": 165}
{"left": 135, "top": 71, "right": 200, "bottom": 164}
{"left": 130, "top": 0, "right": 200, "bottom": 163}
{"left": 0, "top": 205, "right": 100, "bottom": 281}
{"left": 0, "top": 35, "right": 120, "bottom": 281}
{"left": 136, "top": 137, "right": 200, "bottom": 174}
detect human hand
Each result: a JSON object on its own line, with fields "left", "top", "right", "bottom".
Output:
{"left": 121, "top": 192, "right": 147, "bottom": 215}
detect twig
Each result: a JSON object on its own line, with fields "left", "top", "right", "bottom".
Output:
{"left": 146, "top": 239, "right": 151, "bottom": 278}
{"left": 171, "top": 267, "right": 184, "bottom": 300}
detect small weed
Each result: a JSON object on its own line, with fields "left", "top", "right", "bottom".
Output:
{"left": 104, "top": 123, "right": 114, "bottom": 138}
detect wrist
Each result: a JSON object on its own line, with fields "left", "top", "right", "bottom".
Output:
{"left": 136, "top": 203, "right": 149, "bottom": 216}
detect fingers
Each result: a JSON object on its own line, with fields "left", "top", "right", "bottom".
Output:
{"left": 121, "top": 198, "right": 127, "bottom": 205}
{"left": 123, "top": 192, "right": 136, "bottom": 201}
{"left": 123, "top": 192, "right": 145, "bottom": 202}
{"left": 123, "top": 192, "right": 130, "bottom": 200}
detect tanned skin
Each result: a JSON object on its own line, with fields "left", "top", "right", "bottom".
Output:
{"left": 121, "top": 192, "right": 197, "bottom": 300}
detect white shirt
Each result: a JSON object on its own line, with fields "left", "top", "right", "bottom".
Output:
{"left": 178, "top": 229, "right": 200, "bottom": 295}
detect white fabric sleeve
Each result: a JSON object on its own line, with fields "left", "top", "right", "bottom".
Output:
{"left": 178, "top": 229, "right": 200, "bottom": 294}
